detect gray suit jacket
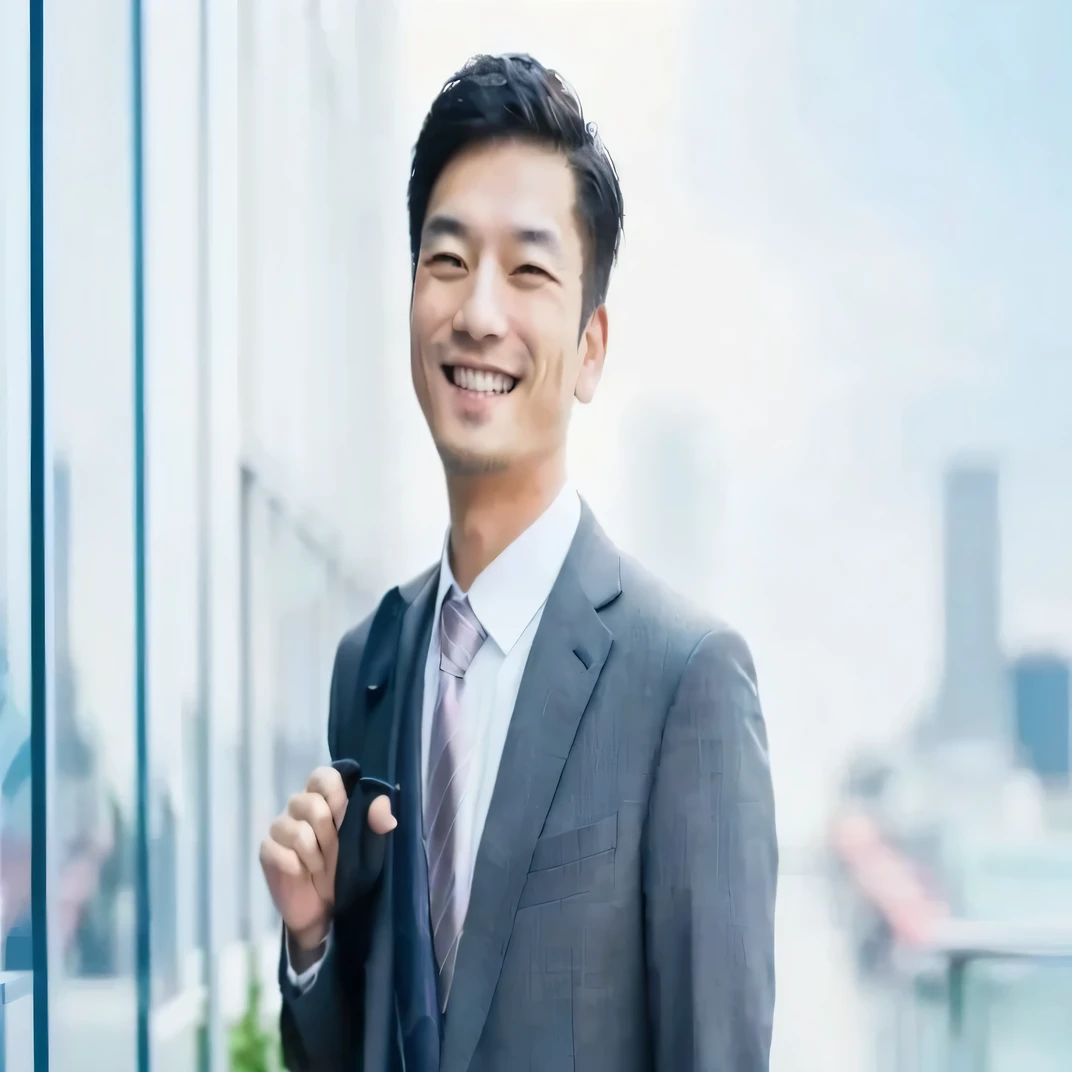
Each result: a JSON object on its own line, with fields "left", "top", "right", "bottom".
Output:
{"left": 281, "top": 503, "right": 777, "bottom": 1071}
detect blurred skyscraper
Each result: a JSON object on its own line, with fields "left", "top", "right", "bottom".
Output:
{"left": 1010, "top": 654, "right": 1071, "bottom": 784}
{"left": 938, "top": 463, "right": 1008, "bottom": 748}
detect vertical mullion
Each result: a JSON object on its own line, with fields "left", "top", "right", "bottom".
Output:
{"left": 28, "top": 0, "right": 49, "bottom": 1068}
{"left": 131, "top": 0, "right": 151, "bottom": 1069}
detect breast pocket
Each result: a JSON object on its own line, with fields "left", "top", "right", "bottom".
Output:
{"left": 519, "top": 812, "right": 618, "bottom": 909}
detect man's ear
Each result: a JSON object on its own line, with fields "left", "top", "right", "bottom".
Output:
{"left": 575, "top": 305, "right": 608, "bottom": 404}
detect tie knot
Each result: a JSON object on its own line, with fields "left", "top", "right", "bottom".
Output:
{"left": 439, "top": 594, "right": 486, "bottom": 677}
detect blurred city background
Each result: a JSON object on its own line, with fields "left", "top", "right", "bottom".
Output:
{"left": 1, "top": 0, "right": 1070, "bottom": 1069}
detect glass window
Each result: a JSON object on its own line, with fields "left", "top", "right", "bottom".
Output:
{"left": 144, "top": 4, "right": 207, "bottom": 1068}
{"left": 242, "top": 473, "right": 369, "bottom": 954}
{"left": 245, "top": 482, "right": 330, "bottom": 943}
{"left": 45, "top": 2, "right": 138, "bottom": 1068}
{"left": 967, "top": 959, "right": 1072, "bottom": 1071}
{"left": 237, "top": 4, "right": 376, "bottom": 993}
{"left": 1, "top": 0, "right": 34, "bottom": 1065}
{"left": 242, "top": 475, "right": 278, "bottom": 946}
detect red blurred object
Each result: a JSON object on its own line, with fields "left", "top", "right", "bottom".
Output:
{"left": 1, "top": 830, "right": 109, "bottom": 952}
{"left": 830, "top": 810, "right": 949, "bottom": 946}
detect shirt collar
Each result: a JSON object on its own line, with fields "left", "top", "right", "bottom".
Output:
{"left": 434, "top": 483, "right": 581, "bottom": 655}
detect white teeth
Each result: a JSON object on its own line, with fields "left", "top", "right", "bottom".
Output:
{"left": 451, "top": 366, "right": 515, "bottom": 394}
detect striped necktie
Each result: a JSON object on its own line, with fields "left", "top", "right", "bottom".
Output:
{"left": 425, "top": 592, "right": 486, "bottom": 1011}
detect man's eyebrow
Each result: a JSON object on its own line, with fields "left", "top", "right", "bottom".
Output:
{"left": 422, "top": 215, "right": 562, "bottom": 257}
{"left": 514, "top": 227, "right": 561, "bottom": 256}
{"left": 422, "top": 213, "right": 467, "bottom": 242}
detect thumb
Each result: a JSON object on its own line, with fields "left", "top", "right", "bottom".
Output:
{"left": 367, "top": 793, "right": 397, "bottom": 834}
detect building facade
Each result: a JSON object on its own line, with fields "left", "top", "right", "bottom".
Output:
{"left": 938, "top": 463, "right": 1009, "bottom": 748}
{"left": 1010, "top": 654, "right": 1071, "bottom": 784}
{"left": 1, "top": 2, "right": 395, "bottom": 1069}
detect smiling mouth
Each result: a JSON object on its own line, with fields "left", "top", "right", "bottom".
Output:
{"left": 443, "top": 365, "right": 518, "bottom": 395}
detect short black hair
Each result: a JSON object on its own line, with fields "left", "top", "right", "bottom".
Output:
{"left": 408, "top": 53, "right": 624, "bottom": 324}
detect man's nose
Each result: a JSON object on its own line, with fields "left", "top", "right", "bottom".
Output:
{"left": 452, "top": 267, "right": 508, "bottom": 341}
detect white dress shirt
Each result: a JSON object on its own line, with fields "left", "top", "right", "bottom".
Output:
{"left": 288, "top": 484, "right": 581, "bottom": 991}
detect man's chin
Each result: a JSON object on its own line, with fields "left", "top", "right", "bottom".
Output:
{"left": 435, "top": 440, "right": 511, "bottom": 477}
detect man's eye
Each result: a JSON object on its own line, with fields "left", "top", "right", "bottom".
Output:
{"left": 430, "top": 253, "right": 464, "bottom": 268}
{"left": 516, "top": 264, "right": 548, "bottom": 277}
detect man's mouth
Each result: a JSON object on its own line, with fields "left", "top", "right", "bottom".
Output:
{"left": 443, "top": 365, "right": 518, "bottom": 395}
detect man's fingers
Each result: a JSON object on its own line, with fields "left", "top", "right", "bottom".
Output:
{"left": 259, "top": 838, "right": 304, "bottom": 880}
{"left": 287, "top": 792, "right": 338, "bottom": 865}
{"left": 306, "top": 766, "right": 348, "bottom": 829}
{"left": 367, "top": 794, "right": 397, "bottom": 834}
{"left": 269, "top": 814, "right": 325, "bottom": 876}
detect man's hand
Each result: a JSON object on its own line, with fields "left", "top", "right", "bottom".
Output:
{"left": 260, "top": 765, "right": 397, "bottom": 953}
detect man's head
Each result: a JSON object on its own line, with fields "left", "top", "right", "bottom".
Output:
{"left": 408, "top": 54, "right": 624, "bottom": 477}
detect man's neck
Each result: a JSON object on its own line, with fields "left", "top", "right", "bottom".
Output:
{"left": 445, "top": 460, "right": 566, "bottom": 592}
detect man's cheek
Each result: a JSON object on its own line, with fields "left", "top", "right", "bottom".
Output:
{"left": 528, "top": 390, "right": 567, "bottom": 437}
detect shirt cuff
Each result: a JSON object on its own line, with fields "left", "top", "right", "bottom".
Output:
{"left": 285, "top": 926, "right": 333, "bottom": 993}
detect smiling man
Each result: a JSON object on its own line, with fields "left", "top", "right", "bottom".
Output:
{"left": 262, "top": 53, "right": 777, "bottom": 1072}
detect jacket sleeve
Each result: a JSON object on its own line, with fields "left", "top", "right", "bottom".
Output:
{"left": 279, "top": 624, "right": 368, "bottom": 1071}
{"left": 643, "top": 627, "right": 778, "bottom": 1071}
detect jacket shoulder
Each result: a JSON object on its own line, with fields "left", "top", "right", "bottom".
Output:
{"left": 335, "top": 611, "right": 375, "bottom": 668}
{"left": 327, "top": 567, "right": 434, "bottom": 756}
{"left": 612, "top": 552, "right": 754, "bottom": 685}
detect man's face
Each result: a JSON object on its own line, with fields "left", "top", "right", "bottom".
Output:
{"left": 410, "top": 139, "right": 608, "bottom": 475}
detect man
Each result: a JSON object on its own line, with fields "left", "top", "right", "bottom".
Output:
{"left": 261, "top": 53, "right": 777, "bottom": 1072}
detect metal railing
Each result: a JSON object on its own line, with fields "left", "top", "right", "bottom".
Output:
{"left": 897, "top": 922, "right": 1072, "bottom": 1070}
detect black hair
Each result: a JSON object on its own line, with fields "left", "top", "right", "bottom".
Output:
{"left": 408, "top": 53, "right": 624, "bottom": 325}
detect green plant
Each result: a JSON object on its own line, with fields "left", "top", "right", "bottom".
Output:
{"left": 229, "top": 947, "right": 282, "bottom": 1072}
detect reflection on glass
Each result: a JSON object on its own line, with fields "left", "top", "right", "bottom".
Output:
{"left": 2, "top": 0, "right": 35, "bottom": 1065}
{"left": 242, "top": 473, "right": 367, "bottom": 945}
{"left": 143, "top": 9, "right": 204, "bottom": 1066}
{"left": 45, "top": 2, "right": 138, "bottom": 1069}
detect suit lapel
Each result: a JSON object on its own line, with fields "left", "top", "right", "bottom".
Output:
{"left": 440, "top": 505, "right": 621, "bottom": 1072}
